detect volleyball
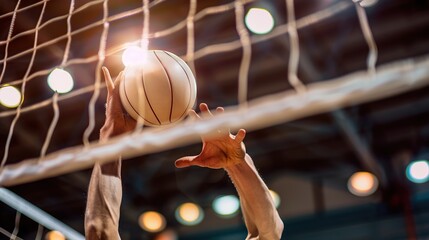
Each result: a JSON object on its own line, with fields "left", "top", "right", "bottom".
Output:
{"left": 119, "top": 50, "right": 197, "bottom": 127}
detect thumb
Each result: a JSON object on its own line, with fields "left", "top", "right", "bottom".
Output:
{"left": 175, "top": 156, "right": 198, "bottom": 168}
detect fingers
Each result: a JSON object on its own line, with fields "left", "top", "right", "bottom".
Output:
{"left": 113, "top": 71, "right": 124, "bottom": 88}
{"left": 235, "top": 129, "right": 246, "bottom": 143}
{"left": 188, "top": 109, "right": 200, "bottom": 121}
{"left": 199, "top": 103, "right": 209, "bottom": 115}
{"left": 102, "top": 67, "right": 114, "bottom": 94}
{"left": 216, "top": 107, "right": 224, "bottom": 113}
{"left": 199, "top": 103, "right": 224, "bottom": 116}
{"left": 175, "top": 156, "right": 196, "bottom": 168}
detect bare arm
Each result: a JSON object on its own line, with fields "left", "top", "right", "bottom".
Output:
{"left": 175, "top": 103, "right": 283, "bottom": 239}
{"left": 85, "top": 68, "right": 136, "bottom": 240}
{"left": 226, "top": 154, "right": 283, "bottom": 240}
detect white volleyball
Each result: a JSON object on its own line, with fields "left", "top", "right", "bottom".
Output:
{"left": 119, "top": 50, "right": 197, "bottom": 127}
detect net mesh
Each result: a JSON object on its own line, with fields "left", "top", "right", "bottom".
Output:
{"left": 0, "top": 0, "right": 428, "bottom": 186}
{"left": 0, "top": 188, "right": 84, "bottom": 239}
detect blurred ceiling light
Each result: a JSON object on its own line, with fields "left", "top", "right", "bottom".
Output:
{"left": 154, "top": 229, "right": 178, "bottom": 240}
{"left": 269, "top": 189, "right": 281, "bottom": 209}
{"left": 122, "top": 45, "right": 147, "bottom": 67}
{"left": 45, "top": 230, "right": 65, "bottom": 240}
{"left": 0, "top": 85, "right": 21, "bottom": 108}
{"left": 406, "top": 160, "right": 429, "bottom": 183}
{"left": 175, "top": 202, "right": 204, "bottom": 226}
{"left": 245, "top": 8, "right": 275, "bottom": 35}
{"left": 347, "top": 171, "right": 379, "bottom": 197}
{"left": 212, "top": 195, "right": 240, "bottom": 217}
{"left": 139, "top": 211, "right": 166, "bottom": 233}
{"left": 47, "top": 68, "right": 74, "bottom": 93}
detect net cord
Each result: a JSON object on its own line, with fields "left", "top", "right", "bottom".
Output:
{"left": 186, "top": 0, "right": 197, "bottom": 75}
{"left": 40, "top": 92, "right": 60, "bottom": 159}
{"left": 355, "top": 3, "right": 378, "bottom": 79}
{"left": 0, "top": 0, "right": 103, "bottom": 51}
{"left": 1, "top": 55, "right": 428, "bottom": 186}
{"left": 35, "top": 224, "right": 43, "bottom": 240}
{"left": 1, "top": 0, "right": 48, "bottom": 167}
{"left": 60, "top": 0, "right": 75, "bottom": 67}
{"left": 38, "top": 0, "right": 75, "bottom": 159}
{"left": 11, "top": 211, "right": 21, "bottom": 240}
{"left": 286, "top": 0, "right": 306, "bottom": 94}
{"left": 0, "top": 1, "right": 44, "bottom": 20}
{"left": 235, "top": 0, "right": 251, "bottom": 105}
{"left": 0, "top": 1, "right": 352, "bottom": 122}
{"left": 0, "top": 226, "right": 23, "bottom": 240}
{"left": 353, "top": 3, "right": 388, "bottom": 184}
{"left": 0, "top": 0, "right": 20, "bottom": 85}
{"left": 82, "top": 0, "right": 109, "bottom": 146}
{"left": 1, "top": 1, "right": 350, "bottom": 89}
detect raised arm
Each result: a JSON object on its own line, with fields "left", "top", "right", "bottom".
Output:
{"left": 84, "top": 67, "right": 136, "bottom": 240}
{"left": 175, "top": 103, "right": 283, "bottom": 240}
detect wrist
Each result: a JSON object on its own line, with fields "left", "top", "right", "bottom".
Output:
{"left": 224, "top": 154, "right": 249, "bottom": 174}
{"left": 100, "top": 121, "right": 124, "bottom": 140}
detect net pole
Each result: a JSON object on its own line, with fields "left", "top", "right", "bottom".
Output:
{"left": 0, "top": 188, "right": 85, "bottom": 240}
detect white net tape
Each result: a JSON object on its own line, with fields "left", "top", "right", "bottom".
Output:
{"left": 1, "top": 54, "right": 429, "bottom": 186}
{"left": 0, "top": 0, "right": 428, "bottom": 188}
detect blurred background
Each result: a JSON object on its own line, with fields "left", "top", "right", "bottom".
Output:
{"left": 0, "top": 0, "right": 429, "bottom": 239}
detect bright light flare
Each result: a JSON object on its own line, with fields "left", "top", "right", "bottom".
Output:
{"left": 175, "top": 202, "right": 204, "bottom": 226}
{"left": 212, "top": 195, "right": 240, "bottom": 217}
{"left": 139, "top": 211, "right": 166, "bottom": 233}
{"left": 0, "top": 85, "right": 21, "bottom": 108}
{"left": 406, "top": 160, "right": 429, "bottom": 183}
{"left": 47, "top": 68, "right": 74, "bottom": 93}
{"left": 348, "top": 171, "right": 379, "bottom": 197}
{"left": 122, "top": 46, "right": 148, "bottom": 67}
{"left": 245, "top": 8, "right": 275, "bottom": 35}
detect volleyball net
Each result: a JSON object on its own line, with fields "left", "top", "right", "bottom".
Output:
{"left": 0, "top": 0, "right": 428, "bottom": 187}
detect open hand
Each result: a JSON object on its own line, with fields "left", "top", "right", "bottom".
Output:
{"left": 100, "top": 67, "right": 136, "bottom": 140}
{"left": 175, "top": 103, "right": 246, "bottom": 169}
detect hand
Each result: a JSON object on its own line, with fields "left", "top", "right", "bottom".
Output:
{"left": 175, "top": 103, "right": 247, "bottom": 169}
{"left": 100, "top": 67, "right": 136, "bottom": 140}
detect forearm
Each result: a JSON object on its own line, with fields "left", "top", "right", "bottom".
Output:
{"left": 85, "top": 126, "right": 123, "bottom": 239}
{"left": 85, "top": 161, "right": 122, "bottom": 240}
{"left": 226, "top": 154, "right": 283, "bottom": 240}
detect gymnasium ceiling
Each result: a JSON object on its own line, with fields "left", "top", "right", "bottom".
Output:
{"left": 1, "top": 0, "right": 429, "bottom": 239}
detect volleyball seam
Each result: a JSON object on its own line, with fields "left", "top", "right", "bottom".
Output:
{"left": 122, "top": 73, "right": 157, "bottom": 126}
{"left": 153, "top": 51, "right": 174, "bottom": 123}
{"left": 164, "top": 51, "right": 193, "bottom": 120}
{"left": 141, "top": 63, "right": 161, "bottom": 125}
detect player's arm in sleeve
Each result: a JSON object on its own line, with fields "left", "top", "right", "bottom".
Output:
{"left": 84, "top": 67, "right": 136, "bottom": 240}
{"left": 175, "top": 103, "right": 284, "bottom": 240}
